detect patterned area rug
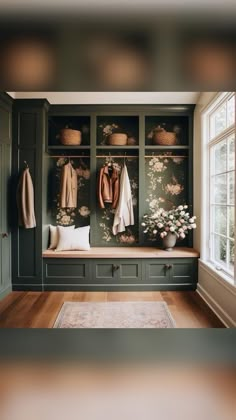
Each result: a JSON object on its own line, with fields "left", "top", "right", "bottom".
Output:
{"left": 53, "top": 301, "right": 176, "bottom": 328}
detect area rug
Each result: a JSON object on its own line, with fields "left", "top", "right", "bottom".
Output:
{"left": 53, "top": 301, "right": 176, "bottom": 328}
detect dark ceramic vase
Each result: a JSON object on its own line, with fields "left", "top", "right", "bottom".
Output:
{"left": 162, "top": 232, "right": 177, "bottom": 251}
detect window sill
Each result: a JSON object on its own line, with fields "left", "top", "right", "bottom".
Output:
{"left": 199, "top": 259, "right": 236, "bottom": 295}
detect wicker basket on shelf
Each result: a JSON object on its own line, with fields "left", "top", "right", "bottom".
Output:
{"left": 152, "top": 126, "right": 177, "bottom": 146}
{"left": 108, "top": 133, "right": 128, "bottom": 146}
{"left": 60, "top": 128, "right": 82, "bottom": 145}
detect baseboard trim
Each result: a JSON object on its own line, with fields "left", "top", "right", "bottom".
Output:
{"left": 12, "top": 284, "right": 43, "bottom": 291}
{"left": 197, "top": 284, "right": 236, "bottom": 328}
{"left": 0, "top": 285, "right": 12, "bottom": 300}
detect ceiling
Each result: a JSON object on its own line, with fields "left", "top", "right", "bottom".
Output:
{"left": 1, "top": 0, "right": 235, "bottom": 14}
{"left": 8, "top": 92, "right": 200, "bottom": 104}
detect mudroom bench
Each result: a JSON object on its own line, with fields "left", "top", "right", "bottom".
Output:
{"left": 42, "top": 247, "right": 199, "bottom": 291}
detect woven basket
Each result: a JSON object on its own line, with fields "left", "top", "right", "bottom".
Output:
{"left": 108, "top": 133, "right": 127, "bottom": 146}
{"left": 152, "top": 128, "right": 177, "bottom": 146}
{"left": 60, "top": 128, "right": 82, "bottom": 146}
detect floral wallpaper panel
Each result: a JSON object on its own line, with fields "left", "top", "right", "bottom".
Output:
{"left": 95, "top": 156, "right": 139, "bottom": 246}
{"left": 50, "top": 157, "right": 91, "bottom": 227}
{"left": 144, "top": 153, "right": 189, "bottom": 245}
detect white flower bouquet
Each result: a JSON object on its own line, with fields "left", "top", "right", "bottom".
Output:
{"left": 142, "top": 205, "right": 197, "bottom": 239}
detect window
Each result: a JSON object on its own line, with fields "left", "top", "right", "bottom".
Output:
{"left": 203, "top": 92, "right": 235, "bottom": 282}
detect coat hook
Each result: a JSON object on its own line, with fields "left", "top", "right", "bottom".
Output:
{"left": 108, "top": 152, "right": 113, "bottom": 166}
{"left": 24, "top": 160, "right": 29, "bottom": 168}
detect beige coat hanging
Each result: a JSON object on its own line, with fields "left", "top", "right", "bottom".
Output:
{"left": 60, "top": 162, "right": 78, "bottom": 208}
{"left": 17, "top": 167, "right": 36, "bottom": 229}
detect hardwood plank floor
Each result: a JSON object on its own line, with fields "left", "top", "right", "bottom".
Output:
{"left": 0, "top": 291, "right": 225, "bottom": 328}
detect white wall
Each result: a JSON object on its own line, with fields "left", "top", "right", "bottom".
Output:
{"left": 194, "top": 92, "right": 236, "bottom": 327}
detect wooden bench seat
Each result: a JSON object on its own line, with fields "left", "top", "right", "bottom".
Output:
{"left": 43, "top": 247, "right": 200, "bottom": 259}
{"left": 42, "top": 247, "right": 199, "bottom": 291}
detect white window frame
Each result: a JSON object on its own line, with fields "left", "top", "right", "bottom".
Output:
{"left": 201, "top": 92, "right": 235, "bottom": 286}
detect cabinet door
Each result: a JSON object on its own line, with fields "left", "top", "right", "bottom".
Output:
{"left": 92, "top": 259, "right": 142, "bottom": 285}
{"left": 43, "top": 259, "right": 91, "bottom": 286}
{"left": 0, "top": 94, "right": 12, "bottom": 299}
{"left": 144, "top": 258, "right": 198, "bottom": 290}
{"left": 118, "top": 260, "right": 143, "bottom": 284}
{"left": 0, "top": 144, "right": 11, "bottom": 295}
{"left": 12, "top": 100, "right": 48, "bottom": 291}
{"left": 169, "top": 258, "right": 197, "bottom": 286}
{"left": 145, "top": 260, "right": 170, "bottom": 284}
{"left": 92, "top": 260, "right": 119, "bottom": 284}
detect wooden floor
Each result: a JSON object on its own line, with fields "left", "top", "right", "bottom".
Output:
{"left": 0, "top": 291, "right": 224, "bottom": 328}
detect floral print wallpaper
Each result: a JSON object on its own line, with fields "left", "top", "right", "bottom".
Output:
{"left": 51, "top": 157, "right": 91, "bottom": 227}
{"left": 49, "top": 151, "right": 189, "bottom": 247}
{"left": 95, "top": 156, "right": 139, "bottom": 246}
{"left": 144, "top": 153, "right": 188, "bottom": 244}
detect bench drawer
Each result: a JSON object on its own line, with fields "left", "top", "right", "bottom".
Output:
{"left": 92, "top": 259, "right": 143, "bottom": 285}
{"left": 43, "top": 259, "right": 91, "bottom": 285}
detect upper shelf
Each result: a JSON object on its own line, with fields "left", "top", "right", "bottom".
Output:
{"left": 47, "top": 110, "right": 192, "bottom": 150}
{"left": 47, "top": 145, "right": 91, "bottom": 150}
{"left": 48, "top": 115, "right": 91, "bottom": 147}
{"left": 97, "top": 115, "right": 139, "bottom": 146}
{"left": 145, "top": 115, "right": 189, "bottom": 146}
{"left": 96, "top": 145, "right": 140, "bottom": 150}
{"left": 145, "top": 145, "right": 189, "bottom": 150}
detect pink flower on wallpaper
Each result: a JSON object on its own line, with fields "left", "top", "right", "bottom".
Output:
{"left": 76, "top": 168, "right": 84, "bottom": 177}
{"left": 76, "top": 168, "right": 90, "bottom": 179}
{"left": 165, "top": 183, "right": 184, "bottom": 195}
{"left": 119, "top": 234, "right": 136, "bottom": 244}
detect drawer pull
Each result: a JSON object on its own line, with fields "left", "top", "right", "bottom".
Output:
{"left": 164, "top": 264, "right": 173, "bottom": 270}
{"left": 112, "top": 264, "right": 120, "bottom": 274}
{"left": 2, "top": 233, "right": 8, "bottom": 238}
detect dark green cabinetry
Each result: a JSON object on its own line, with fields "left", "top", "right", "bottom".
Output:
{"left": 43, "top": 257, "right": 198, "bottom": 291}
{"left": 11, "top": 102, "right": 197, "bottom": 292}
{"left": 92, "top": 259, "right": 142, "bottom": 285}
{"left": 145, "top": 258, "right": 198, "bottom": 288}
{"left": 12, "top": 99, "right": 49, "bottom": 291}
{"left": 47, "top": 105, "right": 194, "bottom": 248}
{"left": 0, "top": 93, "right": 12, "bottom": 299}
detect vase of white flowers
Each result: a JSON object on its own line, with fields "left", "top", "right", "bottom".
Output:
{"left": 142, "top": 205, "right": 197, "bottom": 251}
{"left": 162, "top": 231, "right": 177, "bottom": 251}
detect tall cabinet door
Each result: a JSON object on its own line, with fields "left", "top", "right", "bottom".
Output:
{"left": 12, "top": 99, "right": 49, "bottom": 291}
{"left": 0, "top": 93, "right": 12, "bottom": 300}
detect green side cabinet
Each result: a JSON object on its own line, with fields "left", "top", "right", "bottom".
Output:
{"left": 0, "top": 93, "right": 12, "bottom": 300}
{"left": 43, "top": 257, "right": 198, "bottom": 291}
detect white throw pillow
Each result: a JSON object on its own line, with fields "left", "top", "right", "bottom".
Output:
{"left": 55, "top": 225, "right": 90, "bottom": 251}
{"left": 49, "top": 225, "right": 75, "bottom": 249}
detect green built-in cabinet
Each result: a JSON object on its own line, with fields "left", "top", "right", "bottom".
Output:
{"left": 43, "top": 256, "right": 198, "bottom": 291}
{"left": 0, "top": 93, "right": 12, "bottom": 299}
{"left": 12, "top": 100, "right": 196, "bottom": 291}
{"left": 47, "top": 104, "right": 194, "bottom": 248}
